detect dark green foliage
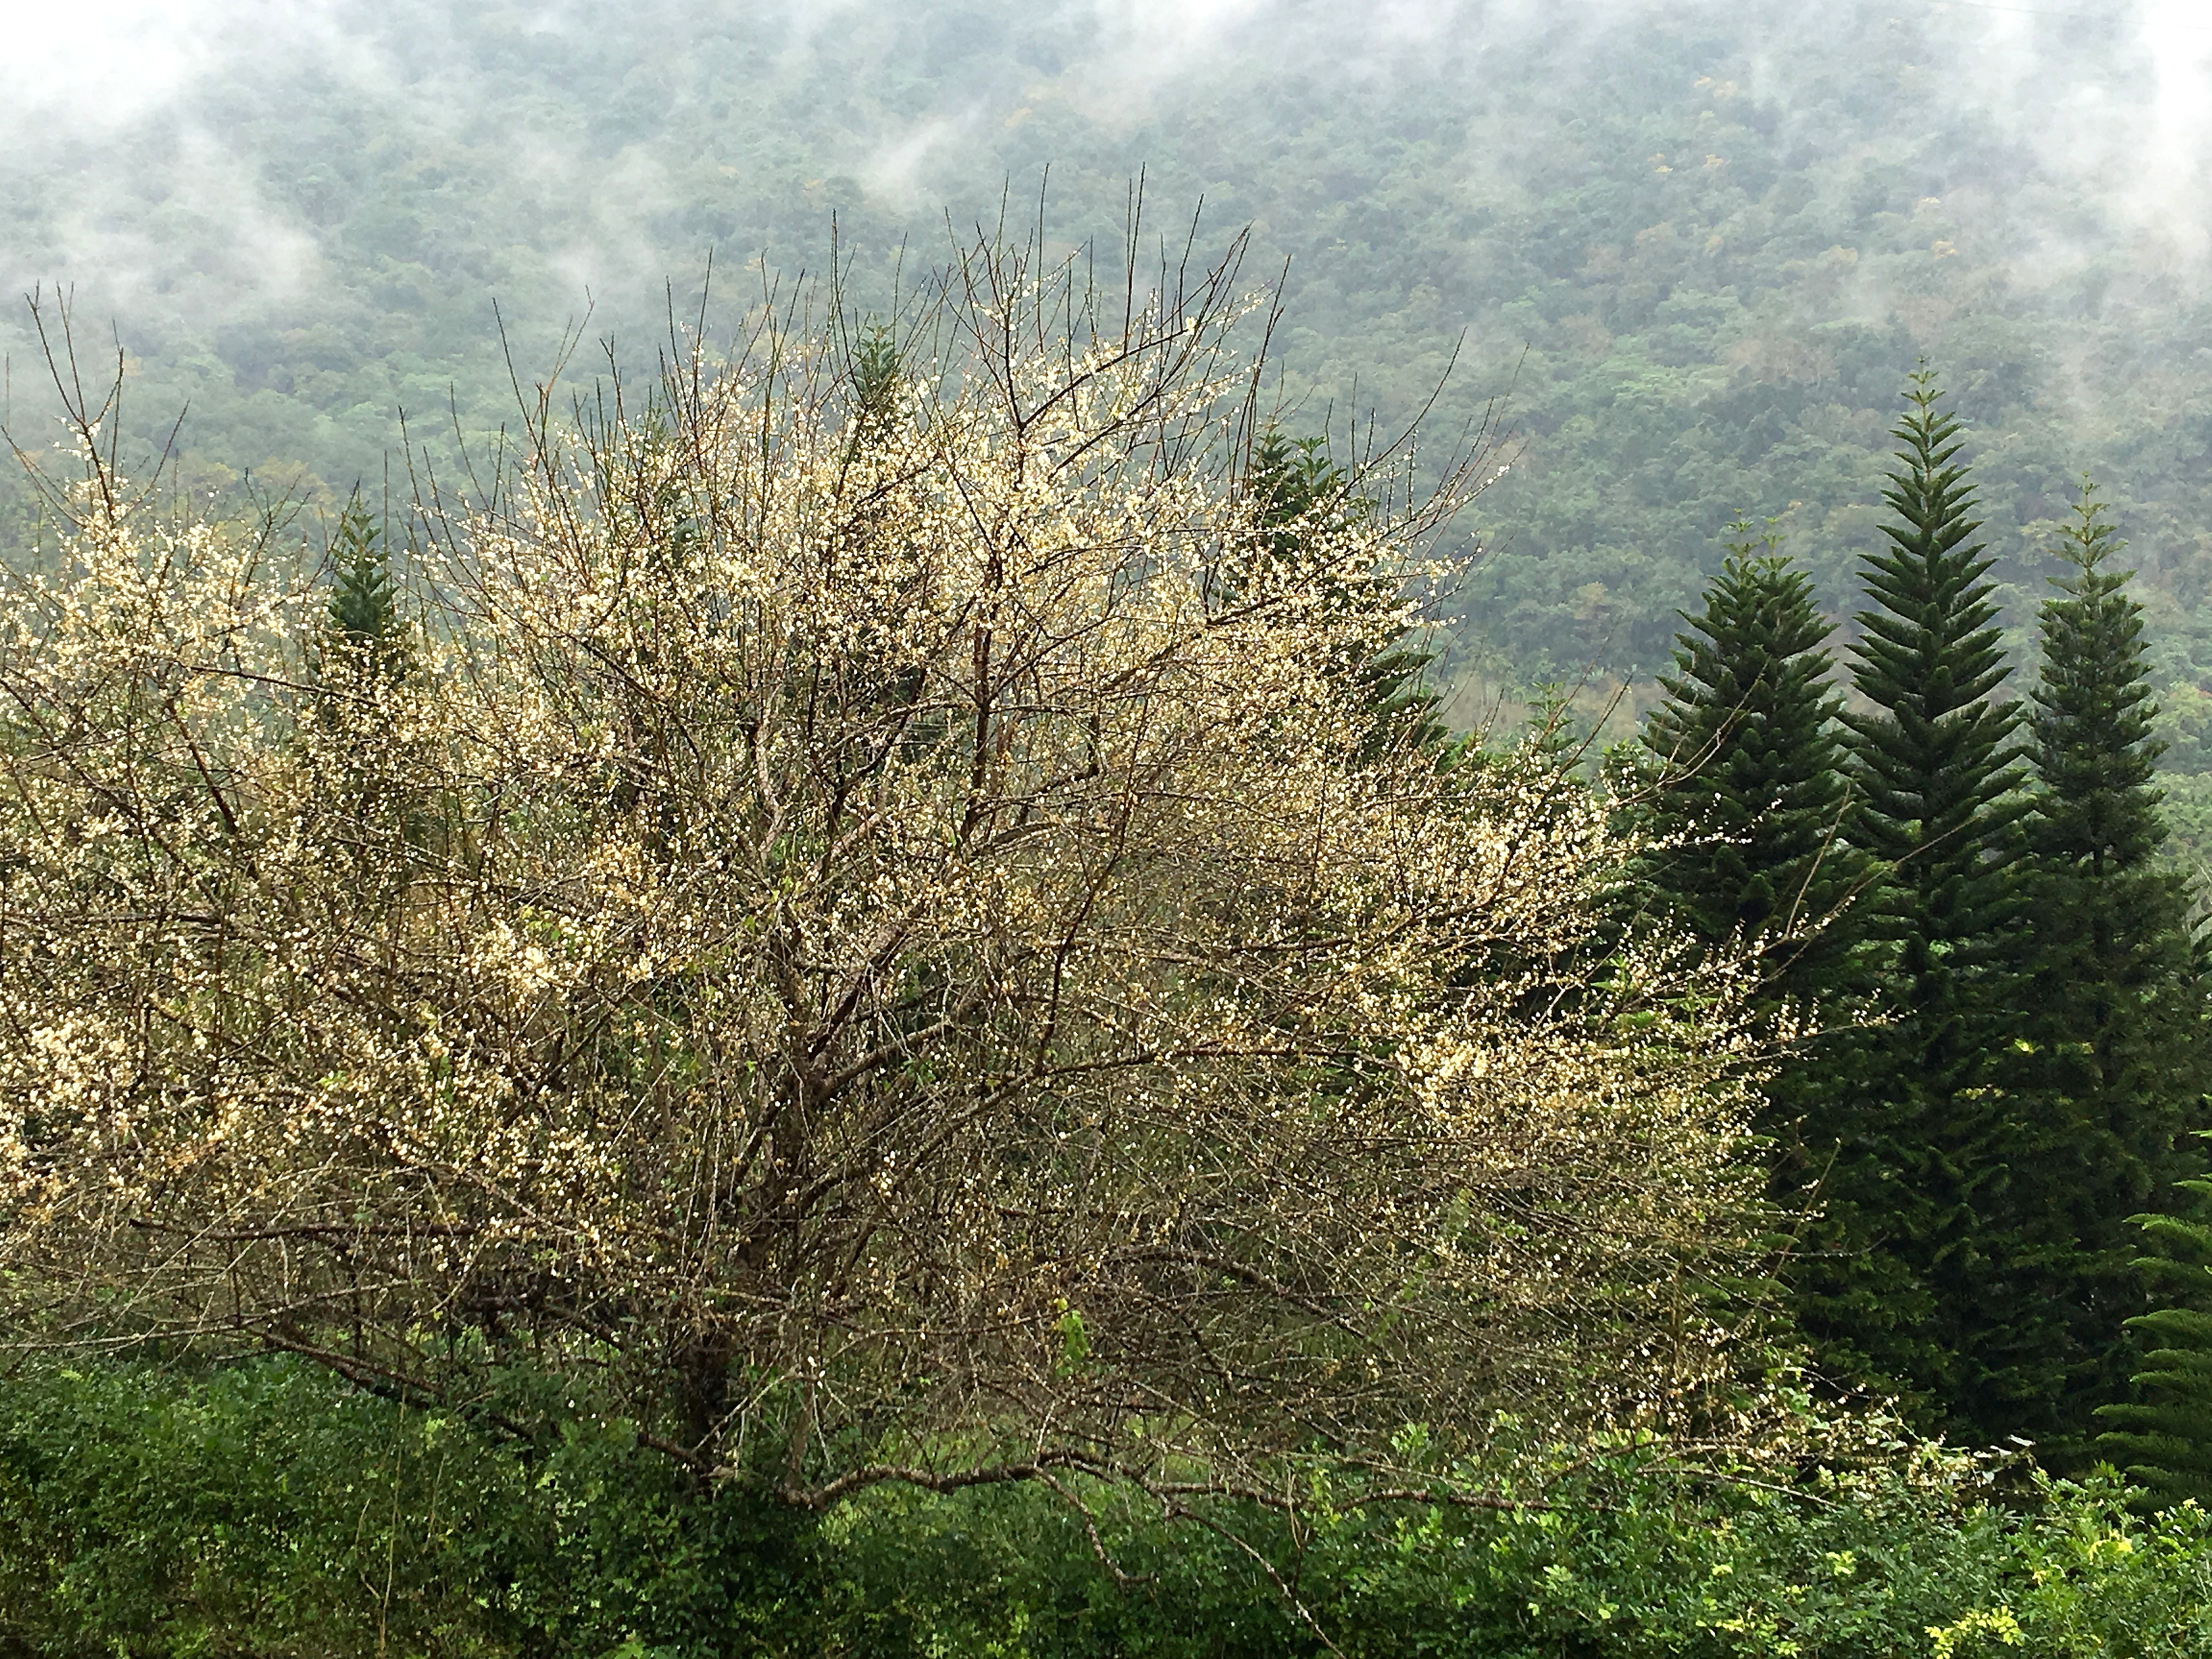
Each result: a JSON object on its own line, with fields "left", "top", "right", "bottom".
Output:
{"left": 325, "top": 493, "right": 405, "bottom": 678}
{"left": 13, "top": 1357, "right": 2212, "bottom": 1656}
{"left": 314, "top": 494, "right": 424, "bottom": 879}
{"left": 0, "top": 1357, "right": 820, "bottom": 1658}
{"left": 1634, "top": 527, "right": 1879, "bottom": 1368}
{"left": 1246, "top": 428, "right": 1352, "bottom": 571}
{"left": 1637, "top": 523, "right": 1857, "bottom": 1006}
{"left": 2099, "top": 1177, "right": 2212, "bottom": 1508}
{"left": 844, "top": 317, "right": 904, "bottom": 464}
{"left": 1845, "top": 374, "right": 2025, "bottom": 988}
{"left": 850, "top": 318, "right": 901, "bottom": 424}
{"left": 2018, "top": 489, "right": 2210, "bottom": 1458}
{"left": 26, "top": 0, "right": 2212, "bottom": 715}
{"left": 1796, "top": 374, "right": 2031, "bottom": 1436}
{"left": 2032, "top": 491, "right": 2171, "bottom": 871}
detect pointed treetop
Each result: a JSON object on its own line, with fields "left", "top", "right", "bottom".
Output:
{"left": 851, "top": 319, "right": 902, "bottom": 430}
{"left": 1884, "top": 366, "right": 1977, "bottom": 531}
{"left": 1854, "top": 373, "right": 2010, "bottom": 725}
{"left": 2045, "top": 479, "right": 2137, "bottom": 606}
{"left": 327, "top": 492, "right": 405, "bottom": 678}
{"left": 2030, "top": 480, "right": 2166, "bottom": 873}
{"left": 1847, "top": 370, "right": 2021, "bottom": 864}
{"left": 1638, "top": 518, "right": 1854, "bottom": 980}
{"left": 1240, "top": 426, "right": 1445, "bottom": 755}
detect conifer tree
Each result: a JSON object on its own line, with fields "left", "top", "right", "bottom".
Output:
{"left": 2096, "top": 1177, "right": 2212, "bottom": 1504}
{"left": 1636, "top": 526, "right": 1867, "bottom": 1292}
{"left": 1801, "top": 372, "right": 2028, "bottom": 1435}
{"left": 326, "top": 493, "right": 405, "bottom": 680}
{"left": 844, "top": 317, "right": 904, "bottom": 464}
{"left": 1639, "top": 523, "right": 1857, "bottom": 1009}
{"left": 316, "top": 494, "right": 417, "bottom": 874}
{"left": 2018, "top": 488, "right": 2206, "bottom": 1453}
{"left": 1244, "top": 427, "right": 1447, "bottom": 754}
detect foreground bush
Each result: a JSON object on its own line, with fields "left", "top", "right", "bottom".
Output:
{"left": 0, "top": 1357, "right": 815, "bottom": 1657}
{"left": 8, "top": 1358, "right": 2212, "bottom": 1658}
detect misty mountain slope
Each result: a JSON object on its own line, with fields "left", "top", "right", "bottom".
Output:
{"left": 4, "top": 0, "right": 2212, "bottom": 695}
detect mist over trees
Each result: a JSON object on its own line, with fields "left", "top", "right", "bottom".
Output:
{"left": 13, "top": 2, "right": 2212, "bottom": 1652}
{"left": 12, "top": 0, "right": 2212, "bottom": 695}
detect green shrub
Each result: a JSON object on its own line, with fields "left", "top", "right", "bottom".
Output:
{"left": 9, "top": 1358, "right": 2212, "bottom": 1657}
{"left": 815, "top": 1459, "right": 2212, "bottom": 1658}
{"left": 0, "top": 1356, "right": 816, "bottom": 1658}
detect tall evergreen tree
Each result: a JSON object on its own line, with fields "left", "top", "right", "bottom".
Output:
{"left": 844, "top": 317, "right": 904, "bottom": 464}
{"left": 1243, "top": 427, "right": 1448, "bottom": 755}
{"left": 1634, "top": 526, "right": 1873, "bottom": 1375}
{"left": 1800, "top": 373, "right": 2029, "bottom": 1436}
{"left": 326, "top": 492, "right": 405, "bottom": 680}
{"left": 2018, "top": 487, "right": 2207, "bottom": 1454}
{"left": 1638, "top": 523, "right": 1859, "bottom": 1013}
{"left": 315, "top": 494, "right": 420, "bottom": 879}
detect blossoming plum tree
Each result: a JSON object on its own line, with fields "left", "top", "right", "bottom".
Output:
{"left": 0, "top": 234, "right": 1772, "bottom": 1512}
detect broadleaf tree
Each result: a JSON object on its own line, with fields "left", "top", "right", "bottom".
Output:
{"left": 0, "top": 230, "right": 1792, "bottom": 1527}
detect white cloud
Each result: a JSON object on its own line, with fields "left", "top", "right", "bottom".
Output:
{"left": 2135, "top": 0, "right": 2212, "bottom": 262}
{"left": 0, "top": 0, "right": 217, "bottom": 121}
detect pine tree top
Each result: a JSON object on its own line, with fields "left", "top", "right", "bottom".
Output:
{"left": 326, "top": 494, "right": 405, "bottom": 680}
{"left": 848, "top": 318, "right": 903, "bottom": 440}
{"left": 1646, "top": 526, "right": 1841, "bottom": 760}
{"left": 1638, "top": 523, "right": 1857, "bottom": 978}
{"left": 1248, "top": 428, "right": 1356, "bottom": 569}
{"left": 2029, "top": 483, "right": 2166, "bottom": 873}
{"left": 1242, "top": 426, "right": 1449, "bottom": 757}
{"left": 1853, "top": 374, "right": 2012, "bottom": 725}
{"left": 1846, "top": 372, "right": 2024, "bottom": 892}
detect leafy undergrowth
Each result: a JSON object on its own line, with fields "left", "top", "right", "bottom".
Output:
{"left": 4, "top": 1357, "right": 2210, "bottom": 1658}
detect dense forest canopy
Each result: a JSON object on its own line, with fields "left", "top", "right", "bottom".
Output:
{"left": 9, "top": 0, "right": 2212, "bottom": 704}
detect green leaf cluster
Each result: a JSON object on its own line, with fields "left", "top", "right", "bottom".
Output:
{"left": 15, "top": 1356, "right": 2212, "bottom": 1656}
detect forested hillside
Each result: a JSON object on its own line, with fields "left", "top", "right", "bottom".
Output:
{"left": 12, "top": 0, "right": 2212, "bottom": 699}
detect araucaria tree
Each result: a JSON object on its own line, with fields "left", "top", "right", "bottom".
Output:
{"left": 324, "top": 490, "right": 404, "bottom": 668}
{"left": 2097, "top": 1178, "right": 2212, "bottom": 1503}
{"left": 1638, "top": 524, "right": 1857, "bottom": 1017}
{"left": 1635, "top": 528, "right": 1864, "bottom": 1228}
{"left": 1810, "top": 374, "right": 2029, "bottom": 1437}
{"left": 2021, "top": 487, "right": 2206, "bottom": 1453}
{"left": 0, "top": 233, "right": 1780, "bottom": 1516}
{"left": 1243, "top": 426, "right": 1447, "bottom": 756}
